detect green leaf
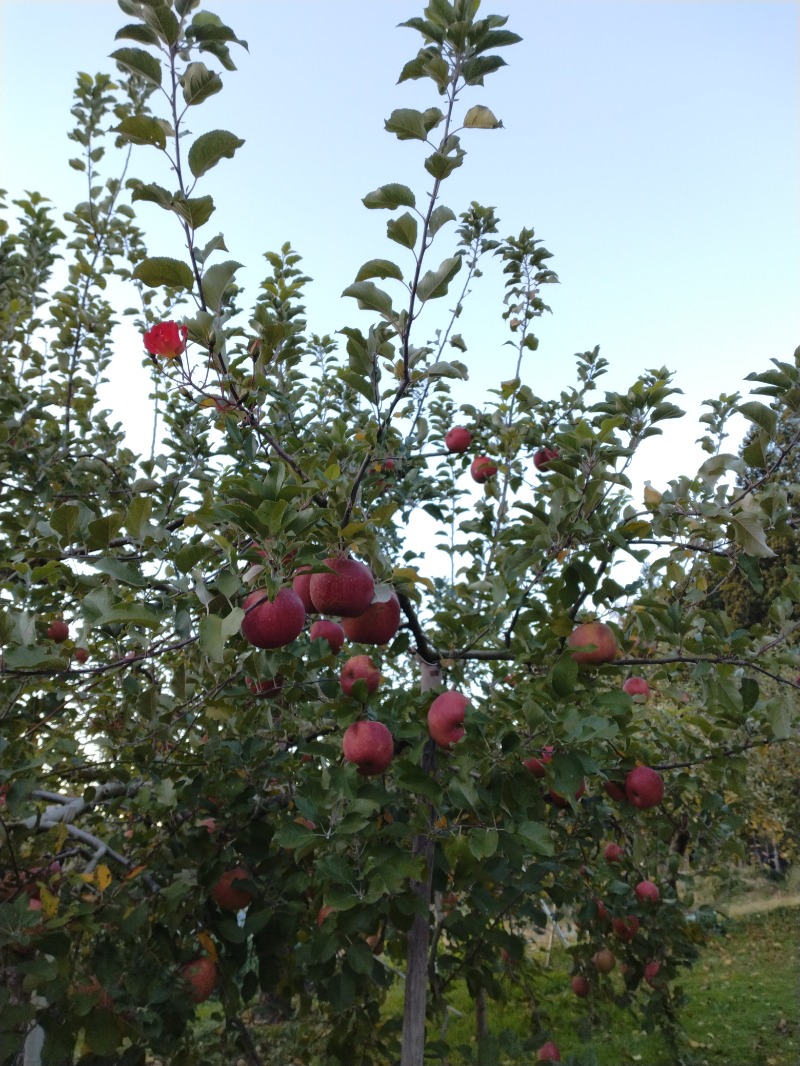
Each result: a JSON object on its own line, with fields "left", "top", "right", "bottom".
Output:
{"left": 463, "top": 104, "right": 503, "bottom": 129}
{"left": 199, "top": 609, "right": 243, "bottom": 663}
{"left": 133, "top": 257, "right": 194, "bottom": 291}
{"left": 416, "top": 255, "right": 461, "bottom": 302}
{"left": 362, "top": 184, "right": 416, "bottom": 210}
{"left": 384, "top": 108, "right": 428, "bottom": 141}
{"left": 550, "top": 652, "right": 578, "bottom": 697}
{"left": 738, "top": 400, "right": 778, "bottom": 437}
{"left": 114, "top": 116, "right": 167, "bottom": 150}
{"left": 424, "top": 147, "right": 464, "bottom": 180}
{"left": 515, "top": 820, "right": 554, "bottom": 856}
{"left": 114, "top": 23, "right": 159, "bottom": 46}
{"left": 187, "top": 129, "right": 245, "bottom": 178}
{"left": 387, "top": 212, "right": 418, "bottom": 249}
{"left": 170, "top": 194, "right": 215, "bottom": 229}
{"left": 462, "top": 55, "right": 506, "bottom": 85}
{"left": 201, "top": 260, "right": 242, "bottom": 313}
{"left": 92, "top": 558, "right": 148, "bottom": 588}
{"left": 426, "top": 360, "right": 467, "bottom": 380}
{"left": 187, "top": 11, "right": 248, "bottom": 50}
{"left": 130, "top": 181, "right": 172, "bottom": 209}
{"left": 428, "top": 205, "right": 456, "bottom": 236}
{"left": 182, "top": 62, "right": 223, "bottom": 106}
{"left": 142, "top": 5, "right": 180, "bottom": 45}
{"left": 109, "top": 48, "right": 162, "bottom": 88}
{"left": 731, "top": 512, "right": 775, "bottom": 559}
{"left": 354, "top": 259, "right": 404, "bottom": 283}
{"left": 341, "top": 281, "right": 394, "bottom": 317}
{"left": 51, "top": 504, "right": 81, "bottom": 540}
{"left": 468, "top": 828, "right": 498, "bottom": 859}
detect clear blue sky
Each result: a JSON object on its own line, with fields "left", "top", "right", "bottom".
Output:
{"left": 1, "top": 1, "right": 797, "bottom": 486}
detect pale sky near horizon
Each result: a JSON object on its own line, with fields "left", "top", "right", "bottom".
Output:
{"left": 0, "top": 1, "right": 798, "bottom": 495}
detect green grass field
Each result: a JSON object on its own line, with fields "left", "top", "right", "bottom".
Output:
{"left": 189, "top": 900, "right": 799, "bottom": 1066}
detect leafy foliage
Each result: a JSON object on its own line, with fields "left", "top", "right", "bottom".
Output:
{"left": 0, "top": 2, "right": 798, "bottom": 1065}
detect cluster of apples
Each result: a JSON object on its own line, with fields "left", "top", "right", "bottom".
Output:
{"left": 181, "top": 866, "right": 256, "bottom": 1003}
{"left": 446, "top": 424, "right": 560, "bottom": 485}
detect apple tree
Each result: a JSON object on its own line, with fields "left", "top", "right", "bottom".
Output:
{"left": 1, "top": 2, "right": 798, "bottom": 1065}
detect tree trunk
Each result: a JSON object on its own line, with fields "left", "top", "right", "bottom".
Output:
{"left": 400, "top": 658, "right": 441, "bottom": 1066}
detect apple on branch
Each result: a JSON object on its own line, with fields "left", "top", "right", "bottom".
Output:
{"left": 310, "top": 557, "right": 375, "bottom": 617}
{"left": 309, "top": 619, "right": 345, "bottom": 654}
{"left": 342, "top": 720, "right": 394, "bottom": 775}
{"left": 567, "top": 620, "right": 617, "bottom": 665}
{"left": 181, "top": 957, "right": 217, "bottom": 1003}
{"left": 533, "top": 446, "right": 559, "bottom": 471}
{"left": 536, "top": 1041, "right": 561, "bottom": 1062}
{"left": 623, "top": 676, "right": 651, "bottom": 700}
{"left": 341, "top": 586, "right": 401, "bottom": 645}
{"left": 241, "top": 587, "right": 305, "bottom": 649}
{"left": 211, "top": 867, "right": 254, "bottom": 911}
{"left": 625, "top": 766, "right": 664, "bottom": 809}
{"left": 428, "top": 690, "right": 468, "bottom": 747}
{"left": 341, "top": 654, "right": 381, "bottom": 697}
{"left": 635, "top": 879, "right": 660, "bottom": 903}
{"left": 470, "top": 455, "right": 497, "bottom": 483}
{"left": 445, "top": 426, "right": 472, "bottom": 453}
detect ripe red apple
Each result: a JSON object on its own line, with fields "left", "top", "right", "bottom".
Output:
{"left": 625, "top": 766, "right": 664, "bottom": 809}
{"left": 211, "top": 867, "right": 253, "bottom": 911}
{"left": 602, "top": 780, "right": 627, "bottom": 803}
{"left": 246, "top": 674, "right": 284, "bottom": 698}
{"left": 427, "top": 690, "right": 468, "bottom": 747}
{"left": 341, "top": 588, "right": 401, "bottom": 645}
{"left": 644, "top": 960, "right": 661, "bottom": 986}
{"left": 181, "top": 957, "right": 217, "bottom": 1003}
{"left": 309, "top": 619, "right": 345, "bottom": 653}
{"left": 445, "top": 426, "right": 472, "bottom": 453}
{"left": 567, "top": 621, "right": 617, "bottom": 665}
{"left": 73, "top": 647, "right": 89, "bottom": 664}
{"left": 593, "top": 898, "right": 609, "bottom": 921}
{"left": 47, "top": 620, "right": 69, "bottom": 643}
{"left": 241, "top": 588, "right": 305, "bottom": 649}
{"left": 549, "top": 780, "right": 586, "bottom": 807}
{"left": 310, "top": 557, "right": 375, "bottom": 617}
{"left": 523, "top": 745, "right": 554, "bottom": 777}
{"left": 342, "top": 720, "right": 394, "bottom": 775}
{"left": 533, "top": 446, "right": 559, "bottom": 471}
{"left": 635, "top": 880, "right": 660, "bottom": 903}
{"left": 340, "top": 654, "right": 381, "bottom": 697}
{"left": 536, "top": 1041, "right": 560, "bottom": 1062}
{"left": 603, "top": 842, "right": 624, "bottom": 863}
{"left": 292, "top": 566, "right": 315, "bottom": 611}
{"left": 592, "top": 948, "right": 616, "bottom": 974}
{"left": 571, "top": 975, "right": 590, "bottom": 997}
{"left": 623, "top": 676, "right": 650, "bottom": 700}
{"left": 470, "top": 455, "right": 497, "bottom": 483}
{"left": 612, "top": 915, "right": 640, "bottom": 942}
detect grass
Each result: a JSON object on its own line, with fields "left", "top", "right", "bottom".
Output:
{"left": 188, "top": 899, "right": 799, "bottom": 1066}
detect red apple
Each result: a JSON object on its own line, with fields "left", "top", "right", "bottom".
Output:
{"left": 625, "top": 766, "right": 664, "bottom": 809}
{"left": 593, "top": 898, "right": 609, "bottom": 921}
{"left": 310, "top": 557, "right": 375, "bottom": 617}
{"left": 533, "top": 446, "right": 559, "bottom": 471}
{"left": 592, "top": 948, "right": 616, "bottom": 973}
{"left": 292, "top": 566, "right": 315, "bottom": 611}
{"left": 73, "top": 648, "right": 89, "bottom": 664}
{"left": 427, "top": 690, "right": 468, "bottom": 747}
{"left": 342, "top": 720, "right": 394, "bottom": 775}
{"left": 246, "top": 674, "right": 284, "bottom": 698}
{"left": 181, "top": 957, "right": 217, "bottom": 1003}
{"left": 211, "top": 867, "right": 253, "bottom": 911}
{"left": 341, "top": 588, "right": 401, "bottom": 645}
{"left": 612, "top": 915, "right": 640, "bottom": 942}
{"left": 536, "top": 1041, "right": 560, "bottom": 1062}
{"left": 470, "top": 455, "right": 497, "bottom": 483}
{"left": 445, "top": 426, "right": 472, "bottom": 453}
{"left": 340, "top": 654, "right": 381, "bottom": 697}
{"left": 635, "top": 880, "right": 660, "bottom": 903}
{"left": 47, "top": 620, "right": 69, "bottom": 643}
{"left": 524, "top": 746, "right": 553, "bottom": 778}
{"left": 241, "top": 588, "right": 305, "bottom": 649}
{"left": 567, "top": 621, "right": 617, "bottom": 665}
{"left": 309, "top": 619, "right": 345, "bottom": 653}
{"left": 603, "top": 842, "right": 624, "bottom": 863}
{"left": 602, "top": 780, "right": 627, "bottom": 803}
{"left": 571, "top": 975, "right": 590, "bottom": 997}
{"left": 644, "top": 960, "right": 661, "bottom": 986}
{"left": 623, "top": 676, "right": 650, "bottom": 700}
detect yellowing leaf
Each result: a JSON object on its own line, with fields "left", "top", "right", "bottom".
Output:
{"left": 392, "top": 566, "right": 434, "bottom": 592}
{"left": 40, "top": 884, "right": 59, "bottom": 919}
{"left": 197, "top": 930, "right": 218, "bottom": 962}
